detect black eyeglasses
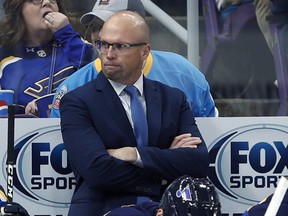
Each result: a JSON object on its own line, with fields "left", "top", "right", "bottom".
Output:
{"left": 29, "top": 0, "right": 57, "bottom": 5}
{"left": 95, "top": 40, "right": 147, "bottom": 54}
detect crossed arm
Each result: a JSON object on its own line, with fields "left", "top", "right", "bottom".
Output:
{"left": 107, "top": 133, "right": 202, "bottom": 163}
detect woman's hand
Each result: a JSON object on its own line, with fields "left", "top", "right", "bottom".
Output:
{"left": 25, "top": 100, "right": 38, "bottom": 116}
{"left": 44, "top": 12, "right": 69, "bottom": 33}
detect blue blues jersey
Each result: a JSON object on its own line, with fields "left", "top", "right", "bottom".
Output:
{"left": 103, "top": 202, "right": 159, "bottom": 216}
{"left": 50, "top": 50, "right": 216, "bottom": 118}
{"left": 0, "top": 24, "right": 96, "bottom": 112}
{"left": 242, "top": 191, "right": 288, "bottom": 216}
{"left": 0, "top": 184, "right": 7, "bottom": 208}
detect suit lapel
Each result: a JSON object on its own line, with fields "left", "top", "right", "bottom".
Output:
{"left": 144, "top": 78, "right": 162, "bottom": 147}
{"left": 93, "top": 73, "right": 137, "bottom": 146}
{"left": 93, "top": 73, "right": 161, "bottom": 147}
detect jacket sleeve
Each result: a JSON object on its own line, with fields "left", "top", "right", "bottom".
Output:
{"left": 138, "top": 95, "right": 209, "bottom": 182}
{"left": 54, "top": 24, "right": 97, "bottom": 69}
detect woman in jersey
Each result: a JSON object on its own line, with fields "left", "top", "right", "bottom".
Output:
{"left": 0, "top": 0, "right": 96, "bottom": 115}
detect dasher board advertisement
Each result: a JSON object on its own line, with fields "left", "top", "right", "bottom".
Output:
{"left": 0, "top": 117, "right": 287, "bottom": 216}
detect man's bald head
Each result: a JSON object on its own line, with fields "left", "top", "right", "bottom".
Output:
{"left": 100, "top": 11, "right": 150, "bottom": 44}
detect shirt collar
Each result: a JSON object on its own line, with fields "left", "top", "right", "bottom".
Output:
{"left": 108, "top": 74, "right": 144, "bottom": 96}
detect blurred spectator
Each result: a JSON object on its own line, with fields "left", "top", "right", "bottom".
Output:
{"left": 242, "top": 190, "right": 288, "bottom": 216}
{"left": 0, "top": 0, "right": 96, "bottom": 115}
{"left": 215, "top": 0, "right": 241, "bottom": 11}
{"left": 255, "top": 0, "right": 288, "bottom": 53}
{"left": 215, "top": 0, "right": 252, "bottom": 17}
{"left": 255, "top": 0, "right": 288, "bottom": 89}
{"left": 254, "top": 0, "right": 273, "bottom": 52}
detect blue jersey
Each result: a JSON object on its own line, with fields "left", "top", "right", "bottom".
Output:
{"left": 103, "top": 202, "right": 159, "bottom": 216}
{"left": 242, "top": 191, "right": 288, "bottom": 216}
{"left": 50, "top": 50, "right": 215, "bottom": 117}
{"left": 0, "top": 184, "right": 7, "bottom": 208}
{"left": 0, "top": 24, "right": 95, "bottom": 112}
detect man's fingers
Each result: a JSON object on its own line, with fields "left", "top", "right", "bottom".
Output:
{"left": 174, "top": 133, "right": 192, "bottom": 140}
{"left": 170, "top": 137, "right": 202, "bottom": 149}
{"left": 171, "top": 133, "right": 192, "bottom": 147}
{"left": 178, "top": 140, "right": 202, "bottom": 148}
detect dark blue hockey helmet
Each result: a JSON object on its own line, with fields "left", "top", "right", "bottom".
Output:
{"left": 159, "top": 176, "right": 221, "bottom": 216}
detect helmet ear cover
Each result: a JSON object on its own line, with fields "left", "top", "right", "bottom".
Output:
{"left": 159, "top": 176, "right": 221, "bottom": 216}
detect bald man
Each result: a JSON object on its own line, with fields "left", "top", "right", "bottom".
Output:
{"left": 60, "top": 11, "right": 209, "bottom": 216}
{"left": 50, "top": 0, "right": 217, "bottom": 118}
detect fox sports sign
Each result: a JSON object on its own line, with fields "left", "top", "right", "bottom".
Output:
{"left": 208, "top": 123, "right": 288, "bottom": 206}
{"left": 1, "top": 125, "right": 75, "bottom": 208}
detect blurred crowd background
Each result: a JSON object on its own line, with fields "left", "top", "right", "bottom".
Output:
{"left": 0, "top": 0, "right": 282, "bottom": 116}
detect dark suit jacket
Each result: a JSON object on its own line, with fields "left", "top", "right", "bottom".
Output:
{"left": 60, "top": 72, "right": 209, "bottom": 216}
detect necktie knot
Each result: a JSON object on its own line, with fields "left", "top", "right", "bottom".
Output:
{"left": 124, "top": 85, "right": 138, "bottom": 96}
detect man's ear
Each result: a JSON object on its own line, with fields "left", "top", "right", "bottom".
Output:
{"left": 156, "top": 208, "right": 164, "bottom": 216}
{"left": 143, "top": 43, "right": 151, "bottom": 60}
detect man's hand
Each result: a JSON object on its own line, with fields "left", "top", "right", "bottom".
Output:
{"left": 170, "top": 133, "right": 202, "bottom": 149}
{"left": 107, "top": 147, "right": 137, "bottom": 163}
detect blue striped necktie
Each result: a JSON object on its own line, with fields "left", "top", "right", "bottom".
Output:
{"left": 124, "top": 85, "right": 148, "bottom": 147}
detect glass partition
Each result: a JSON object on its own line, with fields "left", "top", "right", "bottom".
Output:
{"left": 0, "top": 0, "right": 286, "bottom": 117}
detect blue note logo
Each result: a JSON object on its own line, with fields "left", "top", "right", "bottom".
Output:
{"left": 176, "top": 186, "right": 192, "bottom": 201}
{"left": 2, "top": 125, "right": 75, "bottom": 207}
{"left": 208, "top": 124, "right": 288, "bottom": 205}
